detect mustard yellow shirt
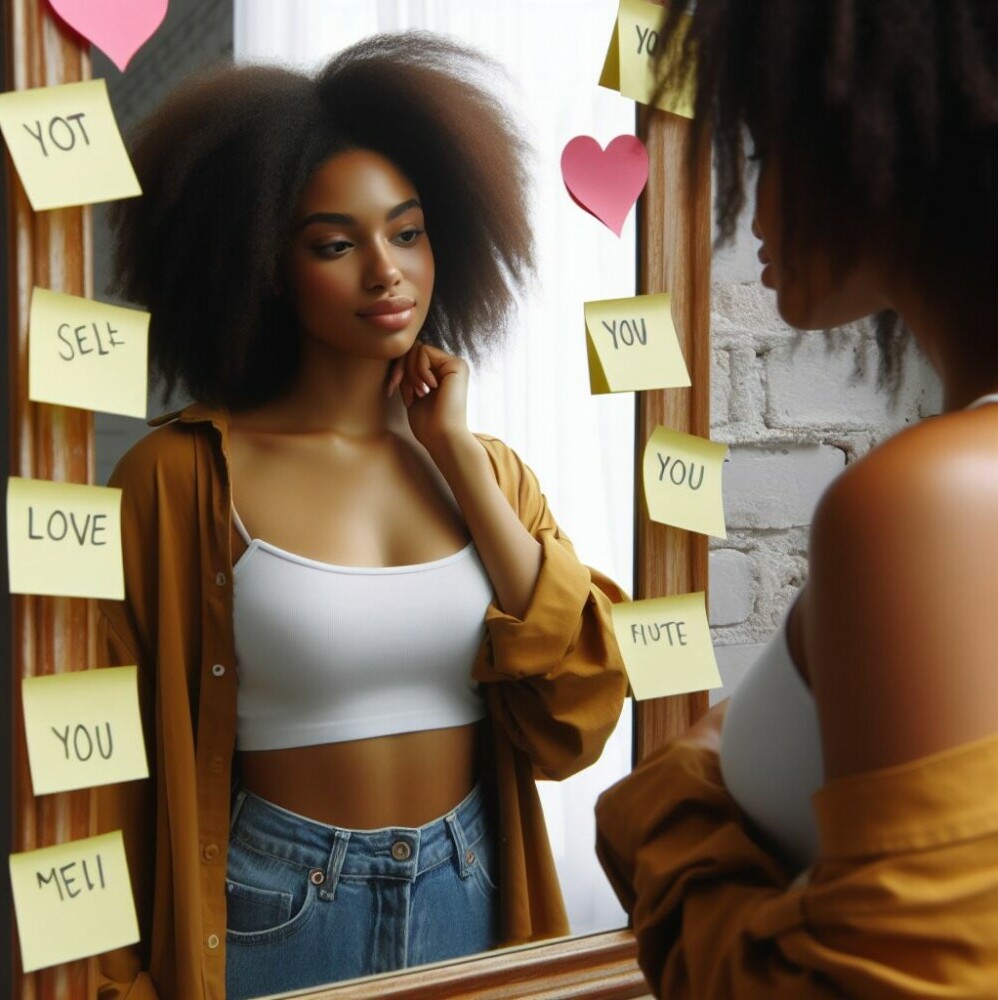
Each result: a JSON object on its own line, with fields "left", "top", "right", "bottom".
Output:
{"left": 596, "top": 732, "right": 998, "bottom": 998}
{"left": 93, "top": 402, "right": 628, "bottom": 999}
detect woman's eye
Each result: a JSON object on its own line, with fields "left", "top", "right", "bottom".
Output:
{"left": 394, "top": 228, "right": 425, "bottom": 246}
{"left": 316, "top": 239, "right": 352, "bottom": 258}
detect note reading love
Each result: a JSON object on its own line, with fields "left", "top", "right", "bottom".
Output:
{"left": 7, "top": 477, "right": 124, "bottom": 599}
{"left": 0, "top": 79, "right": 140, "bottom": 211}
{"left": 611, "top": 592, "right": 721, "bottom": 700}
{"left": 9, "top": 831, "right": 140, "bottom": 973}
{"left": 585, "top": 292, "right": 690, "bottom": 394}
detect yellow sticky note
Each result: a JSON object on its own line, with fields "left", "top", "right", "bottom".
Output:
{"left": 642, "top": 426, "right": 728, "bottom": 537}
{"left": 585, "top": 293, "right": 690, "bottom": 394}
{"left": 612, "top": 592, "right": 721, "bottom": 700}
{"left": 6, "top": 477, "right": 124, "bottom": 600}
{"left": 10, "top": 830, "right": 140, "bottom": 973}
{"left": 29, "top": 288, "right": 149, "bottom": 418}
{"left": 599, "top": 0, "right": 696, "bottom": 118}
{"left": 0, "top": 79, "right": 141, "bottom": 211}
{"left": 22, "top": 667, "right": 148, "bottom": 796}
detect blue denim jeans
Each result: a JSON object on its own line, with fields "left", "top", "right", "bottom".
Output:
{"left": 225, "top": 780, "right": 500, "bottom": 999}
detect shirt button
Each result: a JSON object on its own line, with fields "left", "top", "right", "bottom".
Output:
{"left": 211, "top": 663, "right": 225, "bottom": 677}
{"left": 207, "top": 933, "right": 220, "bottom": 950}
{"left": 210, "top": 755, "right": 225, "bottom": 772}
{"left": 391, "top": 841, "right": 412, "bottom": 861}
{"left": 203, "top": 843, "right": 219, "bottom": 861}
{"left": 215, "top": 571, "right": 227, "bottom": 587}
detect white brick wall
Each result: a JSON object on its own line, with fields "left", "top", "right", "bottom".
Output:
{"left": 709, "top": 216, "right": 943, "bottom": 694}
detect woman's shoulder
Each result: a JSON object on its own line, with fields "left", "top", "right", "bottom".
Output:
{"left": 108, "top": 411, "right": 211, "bottom": 491}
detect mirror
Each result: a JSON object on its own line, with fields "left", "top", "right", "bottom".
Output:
{"left": 5, "top": 4, "right": 709, "bottom": 992}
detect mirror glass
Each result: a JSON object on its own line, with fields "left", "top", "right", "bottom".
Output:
{"left": 90, "top": 0, "right": 637, "bottom": 991}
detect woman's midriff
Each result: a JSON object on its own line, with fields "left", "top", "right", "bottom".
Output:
{"left": 238, "top": 721, "right": 482, "bottom": 829}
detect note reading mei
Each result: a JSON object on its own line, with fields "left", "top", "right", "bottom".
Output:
{"left": 22, "top": 666, "right": 148, "bottom": 796}
{"left": 9, "top": 830, "right": 139, "bottom": 973}
{"left": 0, "top": 79, "right": 140, "bottom": 211}
{"left": 611, "top": 592, "right": 721, "bottom": 700}
{"left": 29, "top": 288, "right": 149, "bottom": 417}
{"left": 7, "top": 477, "right": 124, "bottom": 600}
{"left": 585, "top": 292, "right": 689, "bottom": 394}
{"left": 642, "top": 425, "right": 729, "bottom": 538}
{"left": 598, "top": 0, "right": 696, "bottom": 118}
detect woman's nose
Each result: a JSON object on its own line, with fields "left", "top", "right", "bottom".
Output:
{"left": 366, "top": 244, "right": 402, "bottom": 289}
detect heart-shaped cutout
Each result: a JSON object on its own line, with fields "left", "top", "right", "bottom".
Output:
{"left": 560, "top": 134, "right": 649, "bottom": 236}
{"left": 48, "top": 0, "right": 169, "bottom": 72}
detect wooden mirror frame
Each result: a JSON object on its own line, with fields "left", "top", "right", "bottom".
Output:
{"left": 5, "top": 2, "right": 710, "bottom": 995}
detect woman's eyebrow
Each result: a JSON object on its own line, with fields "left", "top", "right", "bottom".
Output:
{"left": 298, "top": 199, "right": 423, "bottom": 230}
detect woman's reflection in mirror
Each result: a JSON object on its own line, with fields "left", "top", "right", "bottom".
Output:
{"left": 94, "top": 31, "right": 627, "bottom": 1000}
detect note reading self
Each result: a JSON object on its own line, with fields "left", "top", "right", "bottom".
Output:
{"left": 642, "top": 425, "right": 729, "bottom": 537}
{"left": 598, "top": 0, "right": 696, "bottom": 118}
{"left": 9, "top": 830, "right": 140, "bottom": 973}
{"left": 585, "top": 292, "right": 690, "bottom": 394}
{"left": 22, "top": 666, "right": 147, "bottom": 796}
{"left": 29, "top": 288, "right": 149, "bottom": 418}
{"left": 0, "top": 79, "right": 140, "bottom": 211}
{"left": 7, "top": 477, "right": 124, "bottom": 600}
{"left": 612, "top": 592, "right": 721, "bottom": 700}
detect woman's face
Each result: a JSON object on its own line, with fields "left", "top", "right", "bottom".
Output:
{"left": 287, "top": 149, "right": 435, "bottom": 361}
{"left": 753, "top": 155, "right": 886, "bottom": 329}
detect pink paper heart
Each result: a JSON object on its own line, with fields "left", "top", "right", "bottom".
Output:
{"left": 560, "top": 135, "right": 649, "bottom": 236}
{"left": 48, "top": 0, "right": 169, "bottom": 72}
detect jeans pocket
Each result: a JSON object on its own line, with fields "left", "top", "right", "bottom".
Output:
{"left": 226, "top": 842, "right": 318, "bottom": 943}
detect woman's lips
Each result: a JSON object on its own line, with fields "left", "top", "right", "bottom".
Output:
{"left": 357, "top": 297, "right": 415, "bottom": 330}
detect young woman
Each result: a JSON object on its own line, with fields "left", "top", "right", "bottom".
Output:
{"left": 95, "top": 33, "right": 627, "bottom": 1000}
{"left": 597, "top": 3, "right": 998, "bottom": 997}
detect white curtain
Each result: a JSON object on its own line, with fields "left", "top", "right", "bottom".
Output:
{"left": 235, "top": 0, "right": 635, "bottom": 934}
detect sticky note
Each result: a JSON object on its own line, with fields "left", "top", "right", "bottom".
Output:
{"left": 586, "top": 293, "right": 690, "bottom": 393}
{"left": 612, "top": 592, "right": 721, "bottom": 700}
{"left": 642, "top": 426, "right": 728, "bottom": 537}
{"left": 0, "top": 79, "right": 141, "bottom": 211}
{"left": 29, "top": 288, "right": 149, "bottom": 418}
{"left": 22, "top": 667, "right": 147, "bottom": 796}
{"left": 10, "top": 830, "right": 140, "bottom": 973}
{"left": 599, "top": 0, "right": 696, "bottom": 118}
{"left": 7, "top": 477, "right": 124, "bottom": 600}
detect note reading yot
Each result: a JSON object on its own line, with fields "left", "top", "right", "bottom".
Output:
{"left": 612, "top": 592, "right": 721, "bottom": 700}
{"left": 642, "top": 425, "right": 728, "bottom": 538}
{"left": 585, "top": 292, "right": 690, "bottom": 394}
{"left": 22, "top": 666, "right": 148, "bottom": 796}
{"left": 598, "top": 0, "right": 696, "bottom": 118}
{"left": 0, "top": 79, "right": 140, "bottom": 211}
{"left": 29, "top": 288, "right": 149, "bottom": 418}
{"left": 9, "top": 830, "right": 140, "bottom": 973}
{"left": 7, "top": 477, "right": 124, "bottom": 600}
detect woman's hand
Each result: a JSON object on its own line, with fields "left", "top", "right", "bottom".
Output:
{"left": 387, "top": 341, "right": 471, "bottom": 453}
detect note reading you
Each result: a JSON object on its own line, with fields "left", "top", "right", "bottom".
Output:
{"left": 612, "top": 592, "right": 721, "bottom": 700}
{"left": 22, "top": 666, "right": 147, "bottom": 796}
{"left": 7, "top": 477, "right": 124, "bottom": 600}
{"left": 585, "top": 292, "right": 690, "bottom": 394}
{"left": 642, "top": 425, "right": 728, "bottom": 538}
{"left": 0, "top": 79, "right": 140, "bottom": 211}
{"left": 10, "top": 830, "right": 140, "bottom": 973}
{"left": 599, "top": 0, "right": 696, "bottom": 118}
{"left": 29, "top": 288, "right": 149, "bottom": 418}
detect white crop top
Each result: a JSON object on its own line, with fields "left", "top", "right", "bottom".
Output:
{"left": 719, "top": 612, "right": 823, "bottom": 871}
{"left": 720, "top": 392, "right": 998, "bottom": 871}
{"left": 231, "top": 508, "right": 495, "bottom": 752}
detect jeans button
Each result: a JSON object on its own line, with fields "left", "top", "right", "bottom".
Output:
{"left": 309, "top": 868, "right": 325, "bottom": 885}
{"left": 391, "top": 840, "right": 411, "bottom": 861}
{"left": 465, "top": 849, "right": 476, "bottom": 865}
